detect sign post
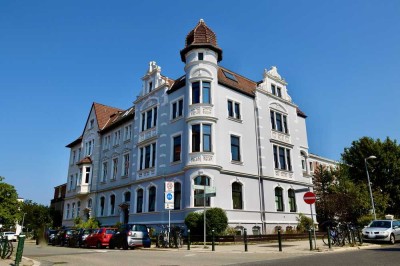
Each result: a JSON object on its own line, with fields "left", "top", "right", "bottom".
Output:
{"left": 303, "top": 191, "right": 317, "bottom": 250}
{"left": 165, "top": 182, "right": 174, "bottom": 243}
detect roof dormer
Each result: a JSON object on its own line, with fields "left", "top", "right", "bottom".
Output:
{"left": 141, "top": 61, "right": 166, "bottom": 96}
{"left": 257, "top": 66, "right": 292, "bottom": 102}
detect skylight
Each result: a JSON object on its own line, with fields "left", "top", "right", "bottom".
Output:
{"left": 222, "top": 70, "right": 237, "bottom": 82}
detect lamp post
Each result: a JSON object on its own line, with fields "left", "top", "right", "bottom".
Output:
{"left": 21, "top": 212, "right": 27, "bottom": 235}
{"left": 364, "top": 155, "right": 377, "bottom": 220}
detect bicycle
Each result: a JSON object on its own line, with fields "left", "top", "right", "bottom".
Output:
{"left": 170, "top": 226, "right": 184, "bottom": 248}
{"left": 0, "top": 235, "right": 13, "bottom": 259}
{"left": 156, "top": 225, "right": 171, "bottom": 248}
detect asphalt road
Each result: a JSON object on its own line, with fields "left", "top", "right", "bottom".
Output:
{"left": 20, "top": 242, "right": 400, "bottom": 266}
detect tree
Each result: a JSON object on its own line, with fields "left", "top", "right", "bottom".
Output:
{"left": 184, "top": 208, "right": 228, "bottom": 236}
{"left": 342, "top": 137, "right": 400, "bottom": 217}
{"left": 20, "top": 200, "right": 52, "bottom": 236}
{"left": 0, "top": 176, "right": 21, "bottom": 228}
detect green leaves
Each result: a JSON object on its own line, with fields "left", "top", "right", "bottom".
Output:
{"left": 0, "top": 176, "right": 20, "bottom": 228}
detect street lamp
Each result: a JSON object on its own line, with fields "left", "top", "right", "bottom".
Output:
{"left": 364, "top": 155, "right": 377, "bottom": 220}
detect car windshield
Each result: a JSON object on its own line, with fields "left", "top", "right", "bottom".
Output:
{"left": 129, "top": 224, "right": 147, "bottom": 232}
{"left": 370, "top": 221, "right": 391, "bottom": 228}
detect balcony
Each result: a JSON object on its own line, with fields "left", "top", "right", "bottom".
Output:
{"left": 274, "top": 169, "right": 294, "bottom": 179}
{"left": 76, "top": 184, "right": 90, "bottom": 195}
{"left": 138, "top": 127, "right": 158, "bottom": 143}
{"left": 188, "top": 152, "right": 215, "bottom": 165}
{"left": 271, "top": 130, "right": 291, "bottom": 144}
{"left": 137, "top": 168, "right": 156, "bottom": 179}
{"left": 188, "top": 104, "right": 214, "bottom": 120}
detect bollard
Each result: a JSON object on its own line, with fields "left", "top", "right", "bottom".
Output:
{"left": 15, "top": 235, "right": 26, "bottom": 266}
{"left": 308, "top": 229, "right": 313, "bottom": 250}
{"left": 278, "top": 229, "right": 282, "bottom": 252}
{"left": 187, "top": 229, "right": 191, "bottom": 250}
{"left": 212, "top": 229, "right": 215, "bottom": 251}
{"left": 1, "top": 238, "right": 9, "bottom": 259}
{"left": 327, "top": 227, "right": 332, "bottom": 249}
{"left": 244, "top": 228, "right": 248, "bottom": 252}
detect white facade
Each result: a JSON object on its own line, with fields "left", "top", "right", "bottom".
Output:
{"left": 62, "top": 20, "right": 328, "bottom": 234}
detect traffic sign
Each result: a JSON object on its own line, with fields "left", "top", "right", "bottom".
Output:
{"left": 165, "top": 203, "right": 174, "bottom": 209}
{"left": 303, "top": 191, "right": 316, "bottom": 204}
{"left": 165, "top": 181, "right": 174, "bottom": 192}
{"left": 165, "top": 192, "right": 174, "bottom": 203}
{"left": 194, "top": 192, "right": 217, "bottom": 199}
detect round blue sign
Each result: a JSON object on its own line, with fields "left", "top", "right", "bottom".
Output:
{"left": 167, "top": 193, "right": 173, "bottom": 200}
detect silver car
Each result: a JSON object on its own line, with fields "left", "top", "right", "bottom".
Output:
{"left": 362, "top": 220, "right": 400, "bottom": 244}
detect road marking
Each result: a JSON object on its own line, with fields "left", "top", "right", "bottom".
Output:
{"left": 185, "top": 254, "right": 196, "bottom": 257}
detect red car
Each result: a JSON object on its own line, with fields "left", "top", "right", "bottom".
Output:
{"left": 84, "top": 228, "right": 116, "bottom": 248}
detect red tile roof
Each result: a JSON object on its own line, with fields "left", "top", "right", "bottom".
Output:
{"left": 100, "top": 106, "right": 135, "bottom": 134}
{"left": 180, "top": 19, "right": 223, "bottom": 62}
{"left": 93, "top": 102, "right": 123, "bottom": 130}
{"left": 76, "top": 156, "right": 92, "bottom": 165}
{"left": 218, "top": 67, "right": 257, "bottom": 97}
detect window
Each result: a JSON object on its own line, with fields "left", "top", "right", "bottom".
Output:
{"left": 275, "top": 187, "right": 284, "bottom": 211}
{"left": 101, "top": 162, "right": 108, "bottom": 182}
{"left": 198, "top": 52, "right": 204, "bottom": 60}
{"left": 149, "top": 81, "right": 153, "bottom": 92}
{"left": 139, "top": 143, "right": 156, "bottom": 170}
{"left": 77, "top": 201, "right": 80, "bottom": 217}
{"left": 309, "top": 162, "right": 314, "bottom": 172}
{"left": 113, "top": 130, "right": 121, "bottom": 146}
{"left": 90, "top": 119, "right": 94, "bottom": 129}
{"left": 171, "top": 99, "right": 184, "bottom": 120}
{"left": 191, "top": 81, "right": 211, "bottom": 104}
{"left": 141, "top": 106, "right": 158, "bottom": 131}
{"left": 288, "top": 189, "right": 296, "bottom": 212}
{"left": 277, "top": 87, "right": 282, "bottom": 97}
{"left": 103, "top": 135, "right": 111, "bottom": 150}
{"left": 85, "top": 140, "right": 94, "bottom": 156}
{"left": 85, "top": 167, "right": 91, "bottom": 183}
{"left": 273, "top": 145, "right": 292, "bottom": 171}
{"left": 270, "top": 110, "right": 289, "bottom": 134}
{"left": 173, "top": 135, "right": 182, "bottom": 162}
{"left": 123, "top": 154, "right": 130, "bottom": 176}
{"left": 75, "top": 173, "right": 78, "bottom": 187}
{"left": 271, "top": 84, "right": 276, "bottom": 95}
{"left": 87, "top": 198, "right": 92, "bottom": 208}
{"left": 112, "top": 158, "right": 118, "bottom": 180}
{"left": 110, "top": 195, "right": 115, "bottom": 215}
{"left": 148, "top": 186, "right": 156, "bottom": 212}
{"left": 124, "top": 192, "right": 131, "bottom": 202}
{"left": 301, "top": 153, "right": 307, "bottom": 172}
{"left": 66, "top": 204, "right": 70, "bottom": 219}
{"left": 78, "top": 168, "right": 82, "bottom": 185}
{"left": 231, "top": 135, "right": 241, "bottom": 162}
{"left": 72, "top": 203, "right": 75, "bottom": 218}
{"left": 232, "top": 182, "right": 243, "bottom": 209}
{"left": 227, "top": 100, "right": 241, "bottom": 119}
{"left": 222, "top": 70, "right": 238, "bottom": 82}
{"left": 69, "top": 175, "right": 73, "bottom": 190}
{"left": 194, "top": 175, "right": 210, "bottom": 207}
{"left": 100, "top": 197, "right": 105, "bottom": 216}
{"left": 137, "top": 189, "right": 143, "bottom": 213}
{"left": 191, "top": 124, "right": 212, "bottom": 152}
{"left": 78, "top": 148, "right": 81, "bottom": 161}
{"left": 72, "top": 151, "right": 76, "bottom": 164}
{"left": 174, "top": 182, "right": 181, "bottom": 210}
{"left": 124, "top": 125, "right": 132, "bottom": 141}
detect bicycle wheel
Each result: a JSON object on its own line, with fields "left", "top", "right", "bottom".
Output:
{"left": 156, "top": 234, "right": 162, "bottom": 248}
{"left": 5, "top": 242, "right": 13, "bottom": 259}
{"left": 177, "top": 236, "right": 183, "bottom": 248}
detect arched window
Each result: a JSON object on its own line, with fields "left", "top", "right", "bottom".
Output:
{"left": 194, "top": 175, "right": 210, "bottom": 207}
{"left": 66, "top": 204, "right": 70, "bottom": 219}
{"left": 232, "top": 182, "right": 243, "bottom": 209}
{"left": 87, "top": 198, "right": 92, "bottom": 208}
{"left": 110, "top": 195, "right": 116, "bottom": 215}
{"left": 301, "top": 151, "right": 307, "bottom": 172}
{"left": 72, "top": 202, "right": 75, "bottom": 218}
{"left": 174, "top": 182, "right": 181, "bottom": 210}
{"left": 275, "top": 187, "right": 284, "bottom": 212}
{"left": 137, "top": 189, "right": 143, "bottom": 213}
{"left": 77, "top": 201, "right": 81, "bottom": 217}
{"left": 288, "top": 189, "right": 297, "bottom": 212}
{"left": 124, "top": 191, "right": 131, "bottom": 202}
{"left": 100, "top": 197, "right": 105, "bottom": 216}
{"left": 148, "top": 186, "right": 156, "bottom": 212}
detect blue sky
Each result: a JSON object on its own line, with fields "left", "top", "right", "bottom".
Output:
{"left": 1, "top": 0, "right": 399, "bottom": 205}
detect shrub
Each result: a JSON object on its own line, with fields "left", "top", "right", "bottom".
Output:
{"left": 296, "top": 213, "right": 314, "bottom": 232}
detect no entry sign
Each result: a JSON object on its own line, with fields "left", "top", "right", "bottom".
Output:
{"left": 303, "top": 191, "right": 316, "bottom": 205}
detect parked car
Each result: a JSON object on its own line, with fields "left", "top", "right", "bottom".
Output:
{"left": 1, "top": 232, "right": 17, "bottom": 242}
{"left": 362, "top": 219, "right": 400, "bottom": 244}
{"left": 53, "top": 228, "right": 76, "bottom": 246}
{"left": 69, "top": 228, "right": 94, "bottom": 248}
{"left": 109, "top": 224, "right": 151, "bottom": 250}
{"left": 46, "top": 229, "right": 59, "bottom": 245}
{"left": 84, "top": 227, "right": 116, "bottom": 248}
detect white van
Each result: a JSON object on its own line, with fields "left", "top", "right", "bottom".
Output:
{"left": 2, "top": 232, "right": 17, "bottom": 242}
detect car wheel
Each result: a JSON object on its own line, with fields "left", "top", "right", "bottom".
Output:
{"left": 109, "top": 242, "right": 115, "bottom": 249}
{"left": 389, "top": 234, "right": 395, "bottom": 245}
{"left": 96, "top": 242, "right": 102, "bottom": 249}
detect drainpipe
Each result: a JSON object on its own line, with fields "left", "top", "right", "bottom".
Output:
{"left": 253, "top": 98, "right": 266, "bottom": 234}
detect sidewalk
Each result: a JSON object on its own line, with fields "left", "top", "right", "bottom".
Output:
{"left": 0, "top": 238, "right": 380, "bottom": 265}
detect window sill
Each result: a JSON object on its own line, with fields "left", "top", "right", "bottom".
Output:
{"left": 171, "top": 116, "right": 183, "bottom": 123}
{"left": 271, "top": 129, "right": 290, "bottom": 136}
{"left": 274, "top": 168, "right": 293, "bottom": 173}
{"left": 171, "top": 160, "right": 182, "bottom": 166}
{"left": 124, "top": 139, "right": 131, "bottom": 144}
{"left": 231, "top": 160, "right": 243, "bottom": 165}
{"left": 110, "top": 178, "right": 117, "bottom": 182}
{"left": 227, "top": 117, "right": 243, "bottom": 123}
{"left": 121, "top": 175, "right": 129, "bottom": 179}
{"left": 113, "top": 144, "right": 120, "bottom": 148}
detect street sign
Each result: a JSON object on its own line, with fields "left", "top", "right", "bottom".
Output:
{"left": 165, "top": 192, "right": 174, "bottom": 203}
{"left": 303, "top": 191, "right": 316, "bottom": 204}
{"left": 165, "top": 203, "right": 174, "bottom": 209}
{"left": 295, "top": 188, "right": 310, "bottom": 193}
{"left": 165, "top": 181, "right": 174, "bottom": 192}
{"left": 194, "top": 192, "right": 217, "bottom": 199}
